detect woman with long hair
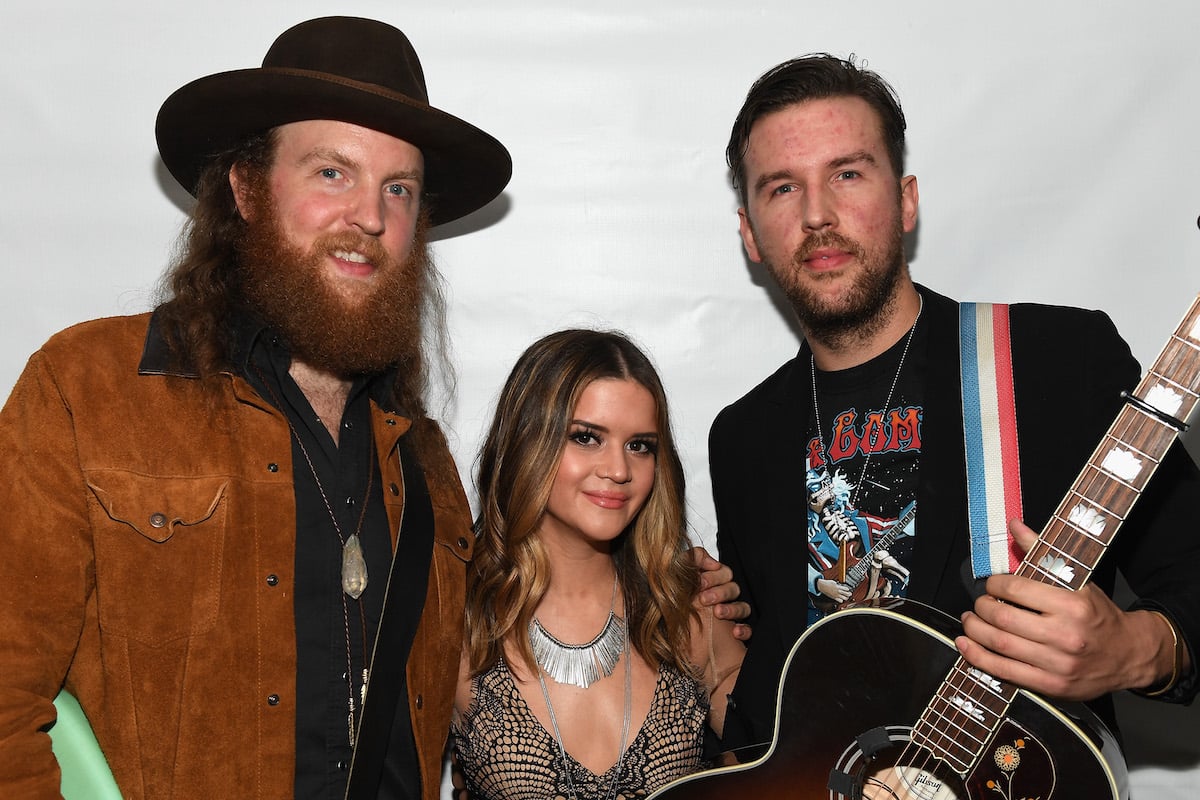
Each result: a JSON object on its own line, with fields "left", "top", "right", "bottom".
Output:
{"left": 452, "top": 329, "right": 743, "bottom": 799}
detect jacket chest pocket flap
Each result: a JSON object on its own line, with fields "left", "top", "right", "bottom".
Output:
{"left": 87, "top": 472, "right": 228, "bottom": 645}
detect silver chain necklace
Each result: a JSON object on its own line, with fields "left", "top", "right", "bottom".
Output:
{"left": 529, "top": 574, "right": 626, "bottom": 689}
{"left": 535, "top": 608, "right": 632, "bottom": 800}
{"left": 811, "top": 295, "right": 923, "bottom": 507}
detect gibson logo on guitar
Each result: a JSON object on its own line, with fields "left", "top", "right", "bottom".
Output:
{"left": 648, "top": 292, "right": 1200, "bottom": 800}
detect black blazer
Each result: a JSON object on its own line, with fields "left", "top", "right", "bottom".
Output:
{"left": 710, "top": 285, "right": 1200, "bottom": 749}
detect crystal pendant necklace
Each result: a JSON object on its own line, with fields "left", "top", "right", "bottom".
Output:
{"left": 253, "top": 363, "right": 373, "bottom": 745}
{"left": 285, "top": 416, "right": 375, "bottom": 747}
{"left": 255, "top": 361, "right": 373, "bottom": 599}
{"left": 290, "top": 432, "right": 373, "bottom": 600}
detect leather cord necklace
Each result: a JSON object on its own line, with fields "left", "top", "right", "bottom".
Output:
{"left": 290, "top": 429, "right": 374, "bottom": 747}
{"left": 290, "top": 426, "right": 374, "bottom": 601}
{"left": 255, "top": 363, "right": 374, "bottom": 747}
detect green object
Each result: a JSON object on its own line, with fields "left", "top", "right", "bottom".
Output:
{"left": 51, "top": 690, "right": 123, "bottom": 799}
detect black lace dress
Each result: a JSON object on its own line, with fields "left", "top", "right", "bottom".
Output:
{"left": 451, "top": 657, "right": 710, "bottom": 799}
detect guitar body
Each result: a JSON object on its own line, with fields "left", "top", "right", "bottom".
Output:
{"left": 648, "top": 599, "right": 1127, "bottom": 800}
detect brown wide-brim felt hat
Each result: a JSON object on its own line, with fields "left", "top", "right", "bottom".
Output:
{"left": 155, "top": 16, "right": 512, "bottom": 226}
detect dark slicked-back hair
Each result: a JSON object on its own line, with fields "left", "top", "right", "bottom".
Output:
{"left": 726, "top": 53, "right": 907, "bottom": 206}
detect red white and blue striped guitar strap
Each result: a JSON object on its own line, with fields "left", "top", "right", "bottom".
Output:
{"left": 960, "top": 302, "right": 1024, "bottom": 578}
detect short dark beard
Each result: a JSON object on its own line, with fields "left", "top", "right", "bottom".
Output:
{"left": 233, "top": 174, "right": 431, "bottom": 379}
{"left": 769, "top": 216, "right": 907, "bottom": 351}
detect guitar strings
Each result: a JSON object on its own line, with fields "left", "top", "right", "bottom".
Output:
{"left": 884, "top": 659, "right": 988, "bottom": 795}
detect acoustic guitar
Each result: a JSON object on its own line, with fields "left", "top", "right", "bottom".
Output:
{"left": 649, "top": 292, "right": 1200, "bottom": 799}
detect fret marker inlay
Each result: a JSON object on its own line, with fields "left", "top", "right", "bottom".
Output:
{"left": 1068, "top": 503, "right": 1107, "bottom": 535}
{"left": 951, "top": 695, "right": 986, "bottom": 723}
{"left": 1038, "top": 553, "right": 1076, "bottom": 584}
{"left": 1145, "top": 384, "right": 1184, "bottom": 417}
{"left": 967, "top": 667, "right": 1002, "bottom": 692}
{"left": 1100, "top": 447, "right": 1143, "bottom": 482}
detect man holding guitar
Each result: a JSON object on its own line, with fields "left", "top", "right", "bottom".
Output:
{"left": 709, "top": 53, "right": 1200, "bottom": 781}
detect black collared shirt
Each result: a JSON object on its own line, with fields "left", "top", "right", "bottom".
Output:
{"left": 238, "top": 319, "right": 419, "bottom": 800}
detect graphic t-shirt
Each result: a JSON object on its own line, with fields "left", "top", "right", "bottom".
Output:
{"left": 805, "top": 323, "right": 927, "bottom": 624}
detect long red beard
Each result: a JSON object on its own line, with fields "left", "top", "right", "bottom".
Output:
{"left": 234, "top": 191, "right": 431, "bottom": 378}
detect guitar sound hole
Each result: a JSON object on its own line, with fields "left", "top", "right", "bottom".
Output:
{"left": 831, "top": 726, "right": 965, "bottom": 800}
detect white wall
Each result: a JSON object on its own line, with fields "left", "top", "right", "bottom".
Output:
{"left": 3, "top": 1, "right": 1197, "bottom": 795}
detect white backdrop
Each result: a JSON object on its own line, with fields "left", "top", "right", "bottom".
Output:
{"left": 3, "top": 1, "right": 1198, "bottom": 796}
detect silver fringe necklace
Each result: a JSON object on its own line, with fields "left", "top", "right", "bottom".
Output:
{"left": 532, "top": 572, "right": 632, "bottom": 800}
{"left": 529, "top": 574, "right": 626, "bottom": 689}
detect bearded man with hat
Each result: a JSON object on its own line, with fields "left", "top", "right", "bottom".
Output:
{"left": 0, "top": 16, "right": 506, "bottom": 800}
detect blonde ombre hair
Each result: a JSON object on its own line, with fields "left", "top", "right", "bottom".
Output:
{"left": 465, "top": 329, "right": 698, "bottom": 677}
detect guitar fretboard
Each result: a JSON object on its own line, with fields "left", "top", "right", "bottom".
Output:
{"left": 912, "top": 293, "right": 1200, "bottom": 777}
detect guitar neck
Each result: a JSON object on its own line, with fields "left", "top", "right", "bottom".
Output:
{"left": 1019, "top": 294, "right": 1200, "bottom": 590}
{"left": 913, "top": 293, "right": 1200, "bottom": 778}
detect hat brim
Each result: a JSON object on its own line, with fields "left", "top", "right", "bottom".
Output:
{"left": 155, "top": 68, "right": 512, "bottom": 226}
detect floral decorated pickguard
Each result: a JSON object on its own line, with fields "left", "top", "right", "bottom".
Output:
{"left": 967, "top": 720, "right": 1055, "bottom": 799}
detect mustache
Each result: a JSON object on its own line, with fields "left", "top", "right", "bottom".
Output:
{"left": 792, "top": 231, "right": 866, "bottom": 265}
{"left": 314, "top": 231, "right": 394, "bottom": 268}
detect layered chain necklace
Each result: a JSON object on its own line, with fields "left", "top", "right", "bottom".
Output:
{"left": 255, "top": 364, "right": 374, "bottom": 747}
{"left": 531, "top": 574, "right": 632, "bottom": 800}
{"left": 811, "top": 295, "right": 923, "bottom": 508}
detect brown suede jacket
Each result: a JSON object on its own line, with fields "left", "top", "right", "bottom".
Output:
{"left": 0, "top": 313, "right": 473, "bottom": 799}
